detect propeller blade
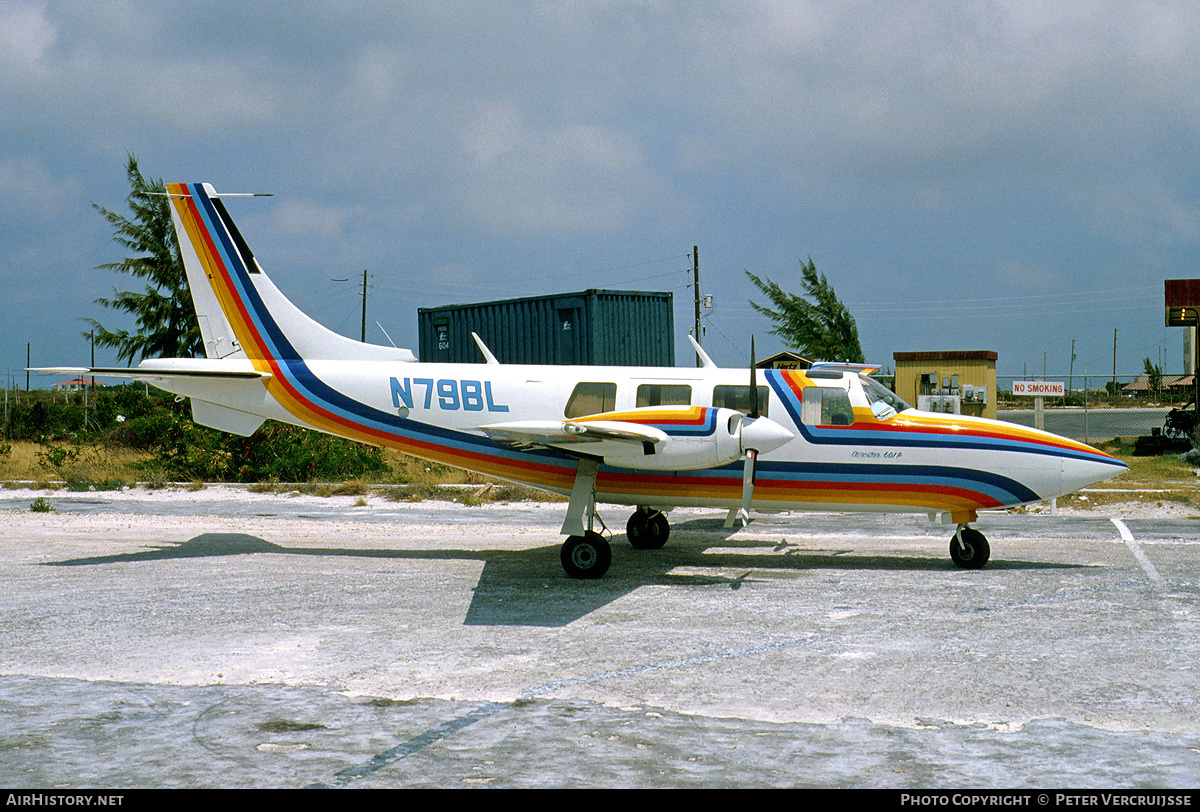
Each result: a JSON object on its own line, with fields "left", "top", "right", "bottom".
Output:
{"left": 741, "top": 448, "right": 758, "bottom": 516}
{"left": 749, "top": 336, "right": 759, "bottom": 419}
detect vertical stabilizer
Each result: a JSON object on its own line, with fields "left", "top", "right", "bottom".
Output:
{"left": 170, "top": 186, "right": 245, "bottom": 359}
{"left": 165, "top": 182, "right": 415, "bottom": 364}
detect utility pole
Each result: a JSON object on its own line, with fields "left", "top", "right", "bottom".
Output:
{"left": 26, "top": 343, "right": 30, "bottom": 392}
{"left": 1112, "top": 328, "right": 1118, "bottom": 401}
{"left": 333, "top": 272, "right": 370, "bottom": 342}
{"left": 360, "top": 269, "right": 368, "bottom": 343}
{"left": 1069, "top": 339, "right": 1076, "bottom": 394}
{"left": 692, "top": 246, "right": 701, "bottom": 367}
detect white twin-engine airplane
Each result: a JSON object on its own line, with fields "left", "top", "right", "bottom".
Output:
{"left": 45, "top": 182, "right": 1127, "bottom": 579}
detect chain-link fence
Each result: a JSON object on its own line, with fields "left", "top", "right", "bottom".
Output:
{"left": 996, "top": 374, "right": 1195, "bottom": 443}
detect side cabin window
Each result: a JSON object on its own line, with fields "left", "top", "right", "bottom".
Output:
{"left": 636, "top": 383, "right": 692, "bottom": 407}
{"left": 800, "top": 386, "right": 854, "bottom": 426}
{"left": 565, "top": 382, "right": 617, "bottom": 418}
{"left": 712, "top": 385, "right": 770, "bottom": 416}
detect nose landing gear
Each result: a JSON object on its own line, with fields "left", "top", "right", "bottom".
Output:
{"left": 950, "top": 524, "right": 990, "bottom": 569}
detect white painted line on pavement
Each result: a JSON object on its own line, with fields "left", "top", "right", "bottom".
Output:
{"left": 1110, "top": 517, "right": 1165, "bottom": 587}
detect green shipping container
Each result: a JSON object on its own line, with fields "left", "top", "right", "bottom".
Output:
{"left": 418, "top": 290, "right": 675, "bottom": 366}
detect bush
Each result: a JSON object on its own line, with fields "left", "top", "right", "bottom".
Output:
{"left": 7, "top": 386, "right": 393, "bottom": 483}
{"left": 230, "top": 423, "right": 388, "bottom": 483}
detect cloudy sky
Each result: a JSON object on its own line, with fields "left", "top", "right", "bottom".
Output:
{"left": 3, "top": 1, "right": 1199, "bottom": 385}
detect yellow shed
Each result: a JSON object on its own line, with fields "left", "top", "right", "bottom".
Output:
{"left": 892, "top": 351, "right": 998, "bottom": 419}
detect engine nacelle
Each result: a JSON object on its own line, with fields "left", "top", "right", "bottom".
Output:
{"left": 573, "top": 407, "right": 747, "bottom": 471}
{"left": 482, "top": 406, "right": 794, "bottom": 472}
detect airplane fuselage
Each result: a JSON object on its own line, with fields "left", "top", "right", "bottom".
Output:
{"left": 148, "top": 353, "right": 1124, "bottom": 524}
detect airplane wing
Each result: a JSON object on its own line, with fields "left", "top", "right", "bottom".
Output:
{"left": 479, "top": 419, "right": 667, "bottom": 449}
{"left": 480, "top": 405, "right": 790, "bottom": 473}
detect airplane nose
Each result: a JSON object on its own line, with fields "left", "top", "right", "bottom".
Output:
{"left": 1061, "top": 451, "right": 1128, "bottom": 495}
{"left": 739, "top": 415, "right": 795, "bottom": 455}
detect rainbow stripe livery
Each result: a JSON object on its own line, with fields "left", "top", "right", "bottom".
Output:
{"left": 42, "top": 182, "right": 1126, "bottom": 577}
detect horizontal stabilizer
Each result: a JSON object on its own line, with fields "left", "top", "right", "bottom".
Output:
{"left": 31, "top": 358, "right": 272, "bottom": 382}
{"left": 191, "top": 400, "right": 266, "bottom": 436}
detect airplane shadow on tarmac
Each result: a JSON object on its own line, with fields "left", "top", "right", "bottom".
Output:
{"left": 42, "top": 518, "right": 1086, "bottom": 627}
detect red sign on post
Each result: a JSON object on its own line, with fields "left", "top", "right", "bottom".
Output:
{"left": 1165, "top": 279, "right": 1200, "bottom": 326}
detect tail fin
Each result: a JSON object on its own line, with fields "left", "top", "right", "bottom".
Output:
{"left": 166, "top": 182, "right": 415, "bottom": 363}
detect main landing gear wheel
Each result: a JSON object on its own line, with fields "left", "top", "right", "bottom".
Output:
{"left": 561, "top": 531, "right": 612, "bottom": 579}
{"left": 950, "top": 526, "right": 990, "bottom": 570}
{"left": 626, "top": 509, "right": 669, "bottom": 550}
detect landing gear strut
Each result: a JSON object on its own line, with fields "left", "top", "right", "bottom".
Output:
{"left": 950, "top": 524, "right": 990, "bottom": 569}
{"left": 558, "top": 458, "right": 612, "bottom": 579}
{"left": 626, "top": 507, "right": 669, "bottom": 550}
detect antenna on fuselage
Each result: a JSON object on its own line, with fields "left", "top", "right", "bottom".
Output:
{"left": 472, "top": 332, "right": 500, "bottom": 365}
{"left": 687, "top": 334, "right": 716, "bottom": 369}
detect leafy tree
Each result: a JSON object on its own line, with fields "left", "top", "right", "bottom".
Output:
{"left": 88, "top": 155, "right": 203, "bottom": 363}
{"left": 746, "top": 258, "right": 865, "bottom": 364}
{"left": 1143, "top": 357, "right": 1162, "bottom": 397}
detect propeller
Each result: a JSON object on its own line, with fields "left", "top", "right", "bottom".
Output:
{"left": 732, "top": 337, "right": 793, "bottom": 525}
{"left": 742, "top": 337, "right": 760, "bottom": 519}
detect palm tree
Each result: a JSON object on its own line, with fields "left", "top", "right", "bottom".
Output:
{"left": 87, "top": 155, "right": 203, "bottom": 363}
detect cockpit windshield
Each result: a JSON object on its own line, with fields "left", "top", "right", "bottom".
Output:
{"left": 860, "top": 375, "right": 911, "bottom": 420}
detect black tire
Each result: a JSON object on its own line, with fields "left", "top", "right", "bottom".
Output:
{"left": 626, "top": 509, "right": 670, "bottom": 550}
{"left": 950, "top": 527, "right": 990, "bottom": 570}
{"left": 561, "top": 532, "right": 612, "bottom": 579}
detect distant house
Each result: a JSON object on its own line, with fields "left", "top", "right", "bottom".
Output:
{"left": 1124, "top": 375, "right": 1190, "bottom": 397}
{"left": 755, "top": 350, "right": 813, "bottom": 370}
{"left": 51, "top": 378, "right": 104, "bottom": 392}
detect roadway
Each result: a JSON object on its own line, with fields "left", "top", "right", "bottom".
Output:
{"left": 1, "top": 487, "right": 1197, "bottom": 788}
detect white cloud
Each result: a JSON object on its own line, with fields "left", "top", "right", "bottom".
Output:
{"left": 1073, "top": 177, "right": 1200, "bottom": 245}
{"left": 0, "top": 1, "right": 55, "bottom": 67}
{"left": 461, "top": 101, "right": 524, "bottom": 166}
{"left": 453, "top": 100, "right": 689, "bottom": 235}
{"left": 0, "top": 156, "right": 78, "bottom": 219}
{"left": 270, "top": 198, "right": 358, "bottom": 239}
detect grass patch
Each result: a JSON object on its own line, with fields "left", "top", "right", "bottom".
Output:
{"left": 1100, "top": 451, "right": 1198, "bottom": 489}
{"left": 64, "top": 480, "right": 126, "bottom": 492}
{"left": 381, "top": 483, "right": 444, "bottom": 502}
{"left": 0, "top": 440, "right": 152, "bottom": 485}
{"left": 1059, "top": 449, "right": 1200, "bottom": 511}
{"left": 333, "top": 480, "right": 368, "bottom": 496}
